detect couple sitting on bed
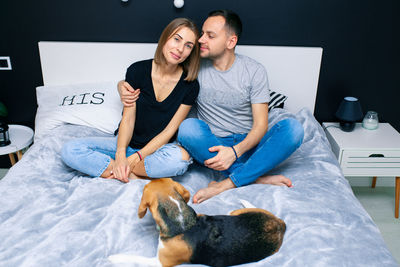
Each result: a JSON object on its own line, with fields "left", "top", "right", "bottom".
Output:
{"left": 61, "top": 10, "right": 304, "bottom": 204}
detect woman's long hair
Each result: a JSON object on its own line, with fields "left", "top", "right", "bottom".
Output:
{"left": 154, "top": 18, "right": 200, "bottom": 81}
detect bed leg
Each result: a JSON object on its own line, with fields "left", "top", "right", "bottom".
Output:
{"left": 371, "top": 177, "right": 377, "bottom": 188}
{"left": 395, "top": 177, "right": 399, "bottom": 219}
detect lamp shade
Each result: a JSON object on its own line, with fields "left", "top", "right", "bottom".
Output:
{"left": 335, "top": 97, "right": 363, "bottom": 122}
{"left": 335, "top": 96, "right": 363, "bottom": 132}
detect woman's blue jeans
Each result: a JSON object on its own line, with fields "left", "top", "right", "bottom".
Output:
{"left": 61, "top": 137, "right": 192, "bottom": 178}
{"left": 177, "top": 118, "right": 304, "bottom": 187}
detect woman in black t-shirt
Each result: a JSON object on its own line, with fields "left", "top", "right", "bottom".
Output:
{"left": 61, "top": 18, "right": 200, "bottom": 182}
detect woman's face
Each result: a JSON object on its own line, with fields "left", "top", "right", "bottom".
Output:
{"left": 162, "top": 26, "right": 196, "bottom": 65}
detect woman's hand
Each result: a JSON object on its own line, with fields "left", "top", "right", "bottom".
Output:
{"left": 118, "top": 81, "right": 140, "bottom": 107}
{"left": 112, "top": 150, "right": 131, "bottom": 183}
{"left": 127, "top": 152, "right": 141, "bottom": 172}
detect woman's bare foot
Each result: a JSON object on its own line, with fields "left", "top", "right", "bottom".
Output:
{"left": 255, "top": 174, "right": 293, "bottom": 187}
{"left": 129, "top": 172, "right": 140, "bottom": 180}
{"left": 193, "top": 178, "right": 235, "bottom": 204}
{"left": 101, "top": 162, "right": 114, "bottom": 179}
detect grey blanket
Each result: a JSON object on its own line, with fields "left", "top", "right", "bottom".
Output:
{"left": 0, "top": 108, "right": 397, "bottom": 266}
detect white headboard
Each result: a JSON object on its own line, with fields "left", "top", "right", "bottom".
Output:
{"left": 38, "top": 41, "right": 322, "bottom": 114}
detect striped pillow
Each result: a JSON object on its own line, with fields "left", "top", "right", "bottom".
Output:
{"left": 268, "top": 90, "right": 288, "bottom": 111}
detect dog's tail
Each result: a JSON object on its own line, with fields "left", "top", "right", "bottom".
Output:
{"left": 239, "top": 199, "right": 256, "bottom": 209}
{"left": 108, "top": 254, "right": 161, "bottom": 266}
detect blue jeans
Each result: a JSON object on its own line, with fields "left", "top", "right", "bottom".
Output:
{"left": 61, "top": 137, "right": 192, "bottom": 178}
{"left": 177, "top": 118, "right": 304, "bottom": 187}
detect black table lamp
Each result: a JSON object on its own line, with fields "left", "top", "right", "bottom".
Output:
{"left": 335, "top": 96, "right": 363, "bottom": 132}
{"left": 0, "top": 122, "right": 11, "bottom": 146}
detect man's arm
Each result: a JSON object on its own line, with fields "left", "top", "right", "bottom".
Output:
{"left": 117, "top": 80, "right": 140, "bottom": 107}
{"left": 204, "top": 103, "right": 269, "bottom": 171}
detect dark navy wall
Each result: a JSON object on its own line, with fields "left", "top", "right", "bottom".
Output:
{"left": 0, "top": 0, "right": 399, "bottom": 167}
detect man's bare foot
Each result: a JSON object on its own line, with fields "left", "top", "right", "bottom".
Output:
{"left": 193, "top": 178, "right": 235, "bottom": 204}
{"left": 255, "top": 174, "right": 293, "bottom": 187}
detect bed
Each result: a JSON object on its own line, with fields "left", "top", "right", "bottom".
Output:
{"left": 0, "top": 42, "right": 397, "bottom": 267}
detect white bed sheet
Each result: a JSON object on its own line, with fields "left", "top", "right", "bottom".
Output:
{"left": 0, "top": 108, "right": 397, "bottom": 266}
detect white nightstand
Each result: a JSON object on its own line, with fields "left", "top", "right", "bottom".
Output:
{"left": 323, "top": 122, "right": 400, "bottom": 218}
{"left": 0, "top": 124, "right": 34, "bottom": 165}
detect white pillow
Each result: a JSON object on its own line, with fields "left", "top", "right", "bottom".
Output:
{"left": 35, "top": 81, "right": 123, "bottom": 141}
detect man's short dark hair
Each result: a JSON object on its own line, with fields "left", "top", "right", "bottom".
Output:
{"left": 208, "top": 10, "right": 242, "bottom": 40}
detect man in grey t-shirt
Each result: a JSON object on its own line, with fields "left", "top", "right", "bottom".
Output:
{"left": 177, "top": 10, "right": 304, "bottom": 203}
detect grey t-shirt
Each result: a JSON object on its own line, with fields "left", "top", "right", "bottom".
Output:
{"left": 196, "top": 54, "right": 270, "bottom": 137}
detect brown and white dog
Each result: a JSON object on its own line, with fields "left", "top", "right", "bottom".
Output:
{"left": 108, "top": 178, "right": 286, "bottom": 267}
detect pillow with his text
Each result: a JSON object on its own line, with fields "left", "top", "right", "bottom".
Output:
{"left": 35, "top": 81, "right": 123, "bottom": 141}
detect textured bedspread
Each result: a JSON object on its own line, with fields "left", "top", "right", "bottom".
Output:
{"left": 0, "top": 108, "right": 397, "bottom": 267}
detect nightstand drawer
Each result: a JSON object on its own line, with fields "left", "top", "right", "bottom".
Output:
{"left": 341, "top": 150, "right": 400, "bottom": 176}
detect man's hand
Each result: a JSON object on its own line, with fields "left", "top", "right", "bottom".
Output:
{"left": 204, "top": 146, "right": 237, "bottom": 171}
{"left": 118, "top": 80, "right": 140, "bottom": 107}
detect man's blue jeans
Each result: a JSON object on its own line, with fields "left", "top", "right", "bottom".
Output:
{"left": 177, "top": 118, "right": 304, "bottom": 187}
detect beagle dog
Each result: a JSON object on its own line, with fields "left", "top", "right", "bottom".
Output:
{"left": 109, "top": 178, "right": 286, "bottom": 267}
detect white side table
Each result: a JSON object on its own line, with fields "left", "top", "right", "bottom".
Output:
{"left": 323, "top": 122, "right": 400, "bottom": 218}
{"left": 0, "top": 125, "right": 34, "bottom": 165}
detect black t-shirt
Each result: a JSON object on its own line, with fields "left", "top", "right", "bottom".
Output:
{"left": 124, "top": 59, "right": 199, "bottom": 148}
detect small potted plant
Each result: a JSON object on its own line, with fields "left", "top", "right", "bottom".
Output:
{"left": 0, "top": 101, "right": 11, "bottom": 146}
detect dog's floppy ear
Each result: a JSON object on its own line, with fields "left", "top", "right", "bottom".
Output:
{"left": 138, "top": 199, "right": 149, "bottom": 218}
{"left": 174, "top": 181, "right": 190, "bottom": 203}
{"left": 138, "top": 188, "right": 150, "bottom": 218}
